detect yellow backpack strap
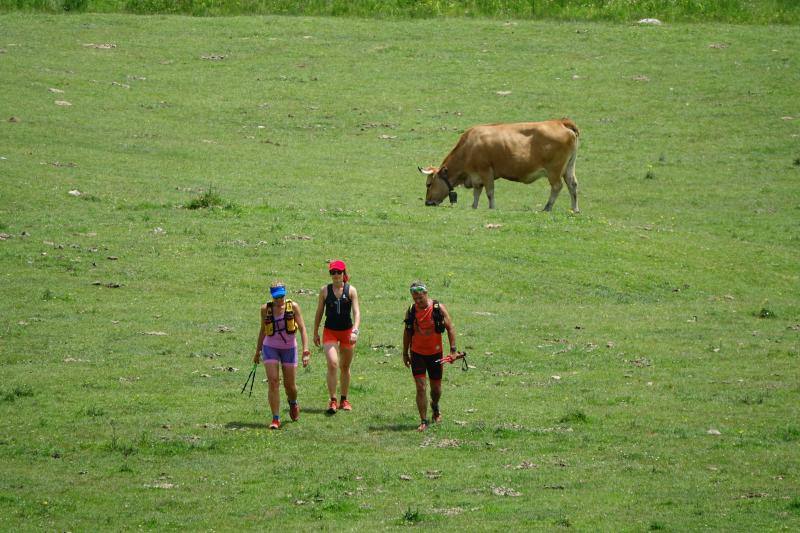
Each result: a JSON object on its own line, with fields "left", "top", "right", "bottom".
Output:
{"left": 285, "top": 300, "right": 297, "bottom": 333}
{"left": 265, "top": 302, "right": 274, "bottom": 335}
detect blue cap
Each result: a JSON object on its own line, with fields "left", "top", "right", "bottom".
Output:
{"left": 270, "top": 286, "right": 286, "bottom": 298}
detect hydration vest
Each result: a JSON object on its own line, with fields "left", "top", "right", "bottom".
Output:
{"left": 404, "top": 300, "right": 445, "bottom": 334}
{"left": 265, "top": 300, "right": 297, "bottom": 336}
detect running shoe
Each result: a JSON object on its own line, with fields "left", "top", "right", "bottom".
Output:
{"left": 432, "top": 411, "right": 442, "bottom": 423}
{"left": 417, "top": 419, "right": 429, "bottom": 432}
{"left": 341, "top": 399, "right": 352, "bottom": 411}
{"left": 269, "top": 419, "right": 280, "bottom": 430}
{"left": 327, "top": 398, "right": 338, "bottom": 414}
{"left": 289, "top": 403, "right": 300, "bottom": 421}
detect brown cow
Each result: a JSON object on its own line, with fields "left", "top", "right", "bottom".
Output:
{"left": 419, "top": 118, "right": 580, "bottom": 212}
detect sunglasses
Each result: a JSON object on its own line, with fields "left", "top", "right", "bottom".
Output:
{"left": 410, "top": 285, "right": 427, "bottom": 293}
{"left": 329, "top": 269, "right": 344, "bottom": 275}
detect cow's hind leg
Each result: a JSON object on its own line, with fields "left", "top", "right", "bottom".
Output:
{"left": 543, "top": 174, "right": 563, "bottom": 212}
{"left": 563, "top": 150, "right": 579, "bottom": 213}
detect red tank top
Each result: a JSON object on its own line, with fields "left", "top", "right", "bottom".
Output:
{"left": 410, "top": 304, "right": 443, "bottom": 355}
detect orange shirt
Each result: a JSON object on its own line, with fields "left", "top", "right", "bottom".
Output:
{"left": 410, "top": 304, "right": 443, "bottom": 355}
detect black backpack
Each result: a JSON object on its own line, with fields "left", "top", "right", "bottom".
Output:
{"left": 404, "top": 300, "right": 445, "bottom": 335}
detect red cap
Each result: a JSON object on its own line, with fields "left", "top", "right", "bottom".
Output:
{"left": 328, "top": 260, "right": 346, "bottom": 271}
{"left": 328, "top": 260, "right": 349, "bottom": 282}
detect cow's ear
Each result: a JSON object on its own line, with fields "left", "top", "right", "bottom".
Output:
{"left": 440, "top": 167, "right": 448, "bottom": 179}
{"left": 419, "top": 166, "right": 436, "bottom": 176}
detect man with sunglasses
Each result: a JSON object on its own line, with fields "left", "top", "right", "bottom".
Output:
{"left": 402, "top": 281, "right": 458, "bottom": 432}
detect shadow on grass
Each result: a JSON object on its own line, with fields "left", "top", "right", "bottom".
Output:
{"left": 367, "top": 423, "right": 418, "bottom": 432}
{"left": 225, "top": 421, "right": 269, "bottom": 430}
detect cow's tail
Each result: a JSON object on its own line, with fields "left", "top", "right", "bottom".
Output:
{"left": 560, "top": 117, "right": 580, "bottom": 138}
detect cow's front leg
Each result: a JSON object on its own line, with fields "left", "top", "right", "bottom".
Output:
{"left": 472, "top": 185, "right": 483, "bottom": 208}
{"left": 485, "top": 180, "right": 496, "bottom": 209}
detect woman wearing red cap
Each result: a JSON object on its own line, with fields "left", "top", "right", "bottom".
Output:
{"left": 313, "top": 260, "right": 361, "bottom": 414}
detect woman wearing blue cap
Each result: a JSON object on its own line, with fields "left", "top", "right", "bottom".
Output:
{"left": 253, "top": 280, "right": 310, "bottom": 429}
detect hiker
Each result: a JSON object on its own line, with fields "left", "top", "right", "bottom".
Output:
{"left": 313, "top": 260, "right": 361, "bottom": 414}
{"left": 253, "top": 281, "right": 310, "bottom": 429}
{"left": 402, "top": 281, "right": 458, "bottom": 432}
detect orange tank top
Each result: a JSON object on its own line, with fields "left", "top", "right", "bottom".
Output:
{"left": 410, "top": 304, "right": 443, "bottom": 355}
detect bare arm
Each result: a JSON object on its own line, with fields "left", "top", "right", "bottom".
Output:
{"left": 254, "top": 305, "right": 267, "bottom": 363}
{"left": 292, "top": 301, "right": 311, "bottom": 366}
{"left": 349, "top": 285, "right": 361, "bottom": 344}
{"left": 402, "top": 328, "right": 411, "bottom": 368}
{"left": 439, "top": 303, "right": 457, "bottom": 353}
{"left": 313, "top": 286, "right": 326, "bottom": 346}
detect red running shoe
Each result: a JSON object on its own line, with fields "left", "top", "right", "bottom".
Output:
{"left": 327, "top": 399, "right": 338, "bottom": 414}
{"left": 269, "top": 419, "right": 280, "bottom": 430}
{"left": 341, "top": 399, "right": 352, "bottom": 411}
{"left": 289, "top": 403, "right": 300, "bottom": 421}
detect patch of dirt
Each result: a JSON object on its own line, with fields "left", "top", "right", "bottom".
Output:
{"left": 491, "top": 486, "right": 521, "bottom": 497}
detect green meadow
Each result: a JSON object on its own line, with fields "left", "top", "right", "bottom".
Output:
{"left": 1, "top": 11, "right": 799, "bottom": 531}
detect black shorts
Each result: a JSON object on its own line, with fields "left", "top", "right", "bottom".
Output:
{"left": 411, "top": 351, "right": 443, "bottom": 381}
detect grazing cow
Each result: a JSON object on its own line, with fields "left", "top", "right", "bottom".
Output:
{"left": 419, "top": 118, "right": 580, "bottom": 212}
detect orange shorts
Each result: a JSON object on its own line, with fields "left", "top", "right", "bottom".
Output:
{"left": 323, "top": 327, "right": 354, "bottom": 349}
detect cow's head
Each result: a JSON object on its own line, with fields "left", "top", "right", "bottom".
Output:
{"left": 419, "top": 166, "right": 457, "bottom": 206}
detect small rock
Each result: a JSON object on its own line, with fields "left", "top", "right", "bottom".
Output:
{"left": 8, "top": 116, "right": 21, "bottom": 123}
{"left": 707, "top": 428, "right": 722, "bottom": 436}
{"left": 399, "top": 474, "right": 412, "bottom": 481}
{"left": 68, "top": 189, "right": 82, "bottom": 196}
{"left": 54, "top": 100, "right": 72, "bottom": 106}
{"left": 495, "top": 91, "right": 512, "bottom": 96}
{"left": 637, "top": 18, "right": 662, "bottom": 25}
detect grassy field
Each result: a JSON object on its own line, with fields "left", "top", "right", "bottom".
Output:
{"left": 1, "top": 11, "right": 799, "bottom": 531}
{"left": 2, "top": 0, "right": 800, "bottom": 23}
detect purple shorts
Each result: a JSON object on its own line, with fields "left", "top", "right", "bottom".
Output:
{"left": 262, "top": 345, "right": 298, "bottom": 366}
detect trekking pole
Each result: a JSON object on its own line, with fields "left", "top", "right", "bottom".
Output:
{"left": 240, "top": 363, "right": 258, "bottom": 396}
{"left": 436, "top": 351, "right": 470, "bottom": 371}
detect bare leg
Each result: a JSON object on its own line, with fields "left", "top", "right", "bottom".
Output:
{"left": 414, "top": 376, "right": 428, "bottom": 421}
{"left": 339, "top": 346, "right": 354, "bottom": 398}
{"left": 430, "top": 379, "right": 442, "bottom": 413}
{"left": 324, "top": 343, "right": 339, "bottom": 399}
{"left": 282, "top": 364, "right": 297, "bottom": 403}
{"left": 264, "top": 362, "right": 281, "bottom": 417}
